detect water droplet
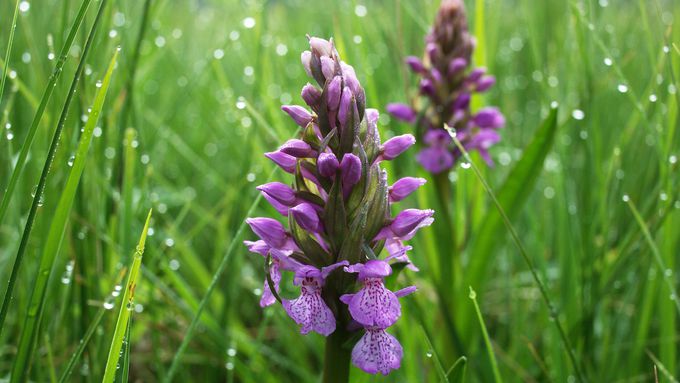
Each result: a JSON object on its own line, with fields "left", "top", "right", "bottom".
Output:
{"left": 47, "top": 52, "right": 55, "bottom": 61}
{"left": 31, "top": 186, "right": 44, "bottom": 206}
{"left": 109, "top": 29, "right": 118, "bottom": 38}
{"left": 227, "top": 348, "right": 237, "bottom": 357}
{"left": 67, "top": 155, "right": 75, "bottom": 167}
{"left": 4, "top": 122, "right": 10, "bottom": 130}
{"left": 154, "top": 36, "right": 166, "bottom": 48}
{"left": 275, "top": 43, "right": 288, "bottom": 56}
{"left": 660, "top": 193, "right": 668, "bottom": 201}
{"left": 354, "top": 4, "right": 367, "bottom": 17}
{"left": 425, "top": 351, "right": 433, "bottom": 358}
{"left": 544, "top": 186, "right": 556, "bottom": 199}
{"left": 6, "top": 131, "right": 14, "bottom": 141}
{"left": 622, "top": 194, "right": 630, "bottom": 202}
{"left": 19, "top": 1, "right": 30, "bottom": 12}
{"left": 617, "top": 84, "right": 628, "bottom": 93}
{"left": 550, "top": 101, "right": 559, "bottom": 109}
{"left": 236, "top": 97, "right": 246, "bottom": 110}
{"left": 649, "top": 94, "right": 657, "bottom": 102}
{"left": 571, "top": 109, "right": 585, "bottom": 120}
{"left": 353, "top": 35, "right": 362, "bottom": 44}
{"left": 103, "top": 299, "right": 115, "bottom": 310}
{"left": 165, "top": 238, "right": 175, "bottom": 247}
{"left": 669, "top": 155, "right": 677, "bottom": 164}
{"left": 460, "top": 162, "right": 471, "bottom": 169}
{"left": 229, "top": 30, "right": 240, "bottom": 41}
{"left": 603, "top": 57, "right": 613, "bottom": 66}
{"left": 244, "top": 66, "right": 254, "bottom": 77}
{"left": 579, "top": 130, "right": 588, "bottom": 140}
{"left": 469, "top": 289, "right": 477, "bottom": 299}
{"left": 663, "top": 46, "right": 670, "bottom": 54}
{"left": 21, "top": 52, "right": 31, "bottom": 63}
{"left": 225, "top": 362, "right": 235, "bottom": 370}
{"left": 213, "top": 49, "right": 225, "bottom": 60}
{"left": 169, "top": 259, "right": 180, "bottom": 271}
{"left": 242, "top": 17, "right": 256, "bottom": 29}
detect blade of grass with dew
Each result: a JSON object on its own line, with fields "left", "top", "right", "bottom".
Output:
{"left": 163, "top": 166, "right": 278, "bottom": 383}
{"left": 10, "top": 47, "right": 118, "bottom": 381}
{"left": 0, "top": 0, "right": 106, "bottom": 343}
{"left": 0, "top": 0, "right": 20, "bottom": 108}
{"left": 646, "top": 349, "right": 679, "bottom": 383}
{"left": 468, "top": 287, "right": 502, "bottom": 383}
{"left": 446, "top": 356, "right": 467, "bottom": 383}
{"left": 625, "top": 198, "right": 680, "bottom": 316}
{"left": 420, "top": 325, "right": 450, "bottom": 383}
{"left": 102, "top": 209, "right": 152, "bottom": 383}
{"left": 465, "top": 106, "right": 559, "bottom": 299}
{"left": 447, "top": 122, "right": 585, "bottom": 382}
{"left": 0, "top": 0, "right": 94, "bottom": 225}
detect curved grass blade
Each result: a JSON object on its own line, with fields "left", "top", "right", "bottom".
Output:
{"left": 447, "top": 121, "right": 586, "bottom": 382}
{"left": 57, "top": 308, "right": 106, "bottom": 383}
{"left": 420, "top": 325, "right": 450, "bottom": 383}
{"left": 102, "top": 209, "right": 152, "bottom": 383}
{"left": 0, "top": 0, "right": 20, "bottom": 107}
{"left": 10, "top": 47, "right": 118, "bottom": 381}
{"left": 446, "top": 356, "right": 467, "bottom": 383}
{"left": 466, "top": 106, "right": 559, "bottom": 292}
{"left": 469, "top": 287, "right": 502, "bottom": 383}
{"left": 625, "top": 198, "right": 680, "bottom": 316}
{"left": 0, "top": 0, "right": 106, "bottom": 341}
{"left": 0, "top": 0, "right": 94, "bottom": 225}
{"left": 163, "top": 166, "right": 278, "bottom": 383}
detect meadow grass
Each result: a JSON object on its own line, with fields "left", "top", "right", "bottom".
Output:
{"left": 0, "top": 0, "right": 679, "bottom": 382}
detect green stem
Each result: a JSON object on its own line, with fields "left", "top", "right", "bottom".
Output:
{"left": 322, "top": 328, "right": 351, "bottom": 383}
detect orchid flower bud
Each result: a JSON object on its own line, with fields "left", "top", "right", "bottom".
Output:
{"left": 282, "top": 105, "right": 313, "bottom": 128}
{"left": 386, "top": 103, "right": 416, "bottom": 123}
{"left": 279, "top": 139, "right": 316, "bottom": 158}
{"left": 381, "top": 134, "right": 416, "bottom": 160}
{"left": 317, "top": 152, "right": 340, "bottom": 177}
{"left": 257, "top": 182, "right": 297, "bottom": 206}
{"left": 389, "top": 177, "right": 426, "bottom": 202}
{"left": 265, "top": 151, "right": 297, "bottom": 173}
{"left": 291, "top": 203, "right": 322, "bottom": 233}
{"left": 301, "top": 83, "right": 322, "bottom": 106}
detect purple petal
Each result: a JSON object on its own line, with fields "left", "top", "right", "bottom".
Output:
{"left": 448, "top": 58, "right": 467, "bottom": 76}
{"left": 317, "top": 152, "right": 340, "bottom": 177}
{"left": 467, "top": 67, "right": 486, "bottom": 82}
{"left": 452, "top": 92, "right": 471, "bottom": 111}
{"left": 246, "top": 217, "right": 287, "bottom": 248}
{"left": 279, "top": 139, "right": 316, "bottom": 158}
{"left": 281, "top": 105, "right": 313, "bottom": 128}
{"left": 475, "top": 76, "right": 496, "bottom": 92}
{"left": 381, "top": 134, "right": 416, "bottom": 160}
{"left": 419, "top": 78, "right": 436, "bottom": 96}
{"left": 326, "top": 76, "right": 342, "bottom": 111}
{"left": 358, "top": 259, "right": 392, "bottom": 280}
{"left": 405, "top": 56, "right": 425, "bottom": 73}
{"left": 243, "top": 240, "right": 270, "bottom": 256}
{"left": 417, "top": 147, "right": 454, "bottom": 174}
{"left": 338, "top": 86, "right": 353, "bottom": 127}
{"left": 390, "top": 209, "right": 434, "bottom": 239}
{"left": 282, "top": 286, "right": 336, "bottom": 336}
{"left": 309, "top": 37, "right": 333, "bottom": 57}
{"left": 321, "top": 260, "right": 350, "bottom": 279}
{"left": 386, "top": 103, "right": 416, "bottom": 123}
{"left": 346, "top": 278, "right": 400, "bottom": 328}
{"left": 389, "top": 177, "right": 426, "bottom": 202}
{"left": 473, "top": 107, "right": 505, "bottom": 129}
{"left": 261, "top": 193, "right": 290, "bottom": 216}
{"left": 351, "top": 329, "right": 403, "bottom": 375}
{"left": 301, "top": 50, "right": 312, "bottom": 77}
{"left": 260, "top": 261, "right": 282, "bottom": 307}
{"left": 321, "top": 56, "right": 335, "bottom": 80}
{"left": 423, "top": 129, "right": 452, "bottom": 147}
{"left": 340, "top": 153, "right": 362, "bottom": 189}
{"left": 264, "top": 151, "right": 297, "bottom": 173}
{"left": 291, "top": 202, "right": 322, "bottom": 233}
{"left": 301, "top": 83, "right": 322, "bottom": 106}
{"left": 394, "top": 286, "right": 417, "bottom": 298}
{"left": 257, "top": 182, "right": 296, "bottom": 206}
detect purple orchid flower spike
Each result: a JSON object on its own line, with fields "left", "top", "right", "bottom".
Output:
{"left": 387, "top": 0, "right": 505, "bottom": 174}
{"left": 245, "top": 35, "right": 432, "bottom": 378}
{"left": 282, "top": 260, "right": 348, "bottom": 336}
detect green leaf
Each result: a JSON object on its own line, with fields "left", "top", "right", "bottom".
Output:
{"left": 466, "top": 106, "right": 559, "bottom": 288}
{"left": 10, "top": 47, "right": 118, "bottom": 382}
{"left": 102, "top": 209, "right": 152, "bottom": 383}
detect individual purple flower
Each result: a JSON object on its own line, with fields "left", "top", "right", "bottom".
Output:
{"left": 351, "top": 328, "right": 403, "bottom": 375}
{"left": 317, "top": 152, "right": 340, "bottom": 177}
{"left": 279, "top": 139, "right": 316, "bottom": 158}
{"left": 245, "top": 217, "right": 288, "bottom": 248}
{"left": 388, "top": 177, "right": 426, "bottom": 202}
{"left": 257, "top": 182, "right": 297, "bottom": 206}
{"left": 375, "top": 209, "right": 435, "bottom": 241}
{"left": 281, "top": 105, "right": 313, "bottom": 128}
{"left": 386, "top": 103, "right": 417, "bottom": 123}
{"left": 244, "top": 244, "right": 299, "bottom": 307}
{"left": 264, "top": 151, "right": 297, "bottom": 173}
{"left": 290, "top": 202, "right": 322, "bottom": 233}
{"left": 380, "top": 134, "right": 416, "bottom": 161}
{"left": 387, "top": 0, "right": 504, "bottom": 173}
{"left": 282, "top": 261, "right": 348, "bottom": 336}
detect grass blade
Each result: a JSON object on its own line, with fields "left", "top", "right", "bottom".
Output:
{"left": 10, "top": 47, "right": 118, "bottom": 381}
{"left": 447, "top": 120, "right": 586, "bottom": 382}
{"left": 163, "top": 167, "right": 278, "bottom": 383}
{"left": 466, "top": 106, "right": 559, "bottom": 293}
{"left": 468, "top": 287, "right": 502, "bottom": 383}
{"left": 420, "top": 325, "right": 450, "bottom": 383}
{"left": 446, "top": 356, "right": 467, "bottom": 383}
{"left": 0, "top": 0, "right": 106, "bottom": 341}
{"left": 0, "top": 0, "right": 20, "bottom": 107}
{"left": 0, "top": 0, "right": 94, "bottom": 224}
{"left": 102, "top": 209, "right": 152, "bottom": 383}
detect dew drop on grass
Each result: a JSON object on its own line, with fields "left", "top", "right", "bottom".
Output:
{"left": 622, "top": 194, "right": 630, "bottom": 202}
{"left": 109, "top": 29, "right": 118, "bottom": 38}
{"left": 213, "top": 49, "right": 225, "bottom": 60}
{"left": 355, "top": 4, "right": 367, "bottom": 17}
{"left": 617, "top": 84, "right": 628, "bottom": 93}
{"left": 225, "top": 362, "right": 235, "bottom": 370}
{"left": 67, "top": 155, "right": 75, "bottom": 167}
{"left": 425, "top": 351, "right": 433, "bottom": 358}
{"left": 571, "top": 109, "right": 585, "bottom": 120}
{"left": 19, "top": 1, "right": 30, "bottom": 12}
{"left": 669, "top": 155, "right": 678, "bottom": 164}
{"left": 6, "top": 131, "right": 14, "bottom": 141}
{"left": 663, "top": 46, "right": 670, "bottom": 54}
{"left": 21, "top": 52, "right": 31, "bottom": 63}
{"left": 31, "top": 186, "right": 44, "bottom": 206}
{"left": 169, "top": 259, "right": 180, "bottom": 271}
{"left": 550, "top": 101, "right": 559, "bottom": 109}
{"left": 242, "top": 17, "right": 256, "bottom": 29}
{"left": 103, "top": 299, "right": 115, "bottom": 310}
{"left": 227, "top": 348, "right": 237, "bottom": 357}
{"left": 95, "top": 80, "right": 103, "bottom": 88}
{"left": 649, "top": 94, "right": 657, "bottom": 102}
{"left": 275, "top": 43, "right": 288, "bottom": 56}
{"left": 603, "top": 57, "right": 613, "bottom": 66}
{"left": 235, "top": 97, "right": 246, "bottom": 109}
{"left": 460, "top": 162, "right": 471, "bottom": 169}
{"left": 660, "top": 193, "right": 668, "bottom": 201}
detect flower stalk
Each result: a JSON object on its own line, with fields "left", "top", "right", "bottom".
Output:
{"left": 245, "top": 36, "right": 433, "bottom": 378}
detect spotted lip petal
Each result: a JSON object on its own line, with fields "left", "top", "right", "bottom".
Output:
{"left": 351, "top": 328, "right": 403, "bottom": 375}
{"left": 282, "top": 283, "right": 336, "bottom": 336}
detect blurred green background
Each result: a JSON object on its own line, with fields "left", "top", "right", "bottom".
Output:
{"left": 0, "top": 0, "right": 679, "bottom": 381}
